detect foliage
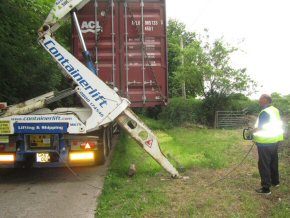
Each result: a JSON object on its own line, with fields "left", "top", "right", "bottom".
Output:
{"left": 158, "top": 94, "right": 258, "bottom": 127}
{"left": 174, "top": 39, "right": 205, "bottom": 97}
{"left": 167, "top": 20, "right": 257, "bottom": 125}
{"left": 159, "top": 92, "right": 290, "bottom": 127}
{"left": 227, "top": 93, "right": 258, "bottom": 112}
{"left": 199, "top": 34, "right": 257, "bottom": 125}
{"left": 201, "top": 35, "right": 257, "bottom": 97}
{"left": 271, "top": 92, "right": 290, "bottom": 116}
{"left": 132, "top": 106, "right": 163, "bottom": 120}
{"left": 167, "top": 19, "right": 196, "bottom": 74}
{"left": 158, "top": 97, "right": 205, "bottom": 126}
{"left": 0, "top": 0, "right": 70, "bottom": 104}
{"left": 167, "top": 19, "right": 202, "bottom": 97}
{"left": 201, "top": 92, "right": 257, "bottom": 125}
{"left": 167, "top": 19, "right": 183, "bottom": 97}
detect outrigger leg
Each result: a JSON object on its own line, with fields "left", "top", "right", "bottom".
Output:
{"left": 117, "top": 108, "right": 180, "bottom": 178}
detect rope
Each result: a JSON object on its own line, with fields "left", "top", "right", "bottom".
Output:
{"left": 206, "top": 142, "right": 255, "bottom": 187}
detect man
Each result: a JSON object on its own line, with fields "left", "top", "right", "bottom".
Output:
{"left": 253, "top": 94, "right": 284, "bottom": 195}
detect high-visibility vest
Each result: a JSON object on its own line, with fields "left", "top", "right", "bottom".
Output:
{"left": 253, "top": 106, "right": 284, "bottom": 144}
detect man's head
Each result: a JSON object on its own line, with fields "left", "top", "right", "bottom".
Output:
{"left": 259, "top": 94, "right": 272, "bottom": 107}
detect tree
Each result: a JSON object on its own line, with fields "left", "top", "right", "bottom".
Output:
{"left": 167, "top": 19, "right": 203, "bottom": 97}
{"left": 0, "top": 0, "right": 70, "bottom": 104}
{"left": 167, "top": 19, "right": 183, "bottom": 97}
{"left": 202, "top": 37, "right": 256, "bottom": 96}
{"left": 167, "top": 21, "right": 257, "bottom": 125}
{"left": 271, "top": 92, "right": 290, "bottom": 116}
{"left": 198, "top": 35, "right": 257, "bottom": 125}
{"left": 174, "top": 40, "right": 205, "bottom": 97}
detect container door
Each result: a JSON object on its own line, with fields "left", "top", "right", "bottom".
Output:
{"left": 73, "top": 0, "right": 167, "bottom": 107}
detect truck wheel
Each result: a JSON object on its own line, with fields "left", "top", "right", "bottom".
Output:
{"left": 96, "top": 143, "right": 105, "bottom": 165}
{"left": 96, "top": 126, "right": 112, "bottom": 165}
{"left": 94, "top": 129, "right": 105, "bottom": 165}
{"left": 104, "top": 126, "right": 112, "bottom": 157}
{"left": 103, "top": 127, "right": 110, "bottom": 157}
{"left": 107, "top": 125, "right": 113, "bottom": 150}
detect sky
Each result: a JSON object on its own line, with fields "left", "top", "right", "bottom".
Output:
{"left": 166, "top": 0, "right": 290, "bottom": 99}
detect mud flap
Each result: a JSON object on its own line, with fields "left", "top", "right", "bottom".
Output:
{"left": 116, "top": 108, "right": 180, "bottom": 178}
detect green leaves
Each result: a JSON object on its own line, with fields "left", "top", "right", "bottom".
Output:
{"left": 167, "top": 19, "right": 204, "bottom": 97}
{"left": 271, "top": 93, "right": 290, "bottom": 115}
{"left": 0, "top": 0, "right": 68, "bottom": 104}
{"left": 167, "top": 20, "right": 258, "bottom": 125}
{"left": 167, "top": 19, "right": 257, "bottom": 99}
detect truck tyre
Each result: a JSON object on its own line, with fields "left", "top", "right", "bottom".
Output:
{"left": 95, "top": 129, "right": 106, "bottom": 165}
{"left": 103, "top": 127, "right": 110, "bottom": 157}
{"left": 96, "top": 143, "right": 105, "bottom": 165}
{"left": 107, "top": 125, "right": 113, "bottom": 150}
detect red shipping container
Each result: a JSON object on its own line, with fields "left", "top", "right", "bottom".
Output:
{"left": 72, "top": 0, "right": 167, "bottom": 107}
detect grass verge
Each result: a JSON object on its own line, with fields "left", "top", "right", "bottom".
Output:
{"left": 96, "top": 118, "right": 290, "bottom": 217}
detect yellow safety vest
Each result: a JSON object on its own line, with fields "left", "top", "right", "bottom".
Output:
{"left": 253, "top": 106, "right": 284, "bottom": 144}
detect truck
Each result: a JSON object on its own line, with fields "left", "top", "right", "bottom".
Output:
{"left": 0, "top": 0, "right": 179, "bottom": 178}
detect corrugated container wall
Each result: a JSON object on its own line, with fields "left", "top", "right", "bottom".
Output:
{"left": 72, "top": 0, "right": 168, "bottom": 107}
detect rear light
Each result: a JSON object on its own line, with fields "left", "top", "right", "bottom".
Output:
{"left": 69, "top": 151, "right": 95, "bottom": 161}
{"left": 65, "top": 135, "right": 98, "bottom": 151}
{"left": 80, "top": 142, "right": 96, "bottom": 150}
{"left": 0, "top": 153, "right": 15, "bottom": 162}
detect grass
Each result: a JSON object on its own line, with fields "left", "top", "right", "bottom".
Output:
{"left": 96, "top": 117, "right": 290, "bottom": 217}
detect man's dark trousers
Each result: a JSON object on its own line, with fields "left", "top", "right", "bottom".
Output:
{"left": 257, "top": 143, "right": 279, "bottom": 189}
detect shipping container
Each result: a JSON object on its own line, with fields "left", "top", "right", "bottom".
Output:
{"left": 72, "top": 0, "right": 168, "bottom": 107}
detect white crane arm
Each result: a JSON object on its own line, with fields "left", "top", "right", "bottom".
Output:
{"left": 42, "top": 0, "right": 90, "bottom": 33}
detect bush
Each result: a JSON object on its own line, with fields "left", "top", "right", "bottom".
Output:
{"left": 159, "top": 97, "right": 204, "bottom": 126}
{"left": 227, "top": 94, "right": 259, "bottom": 114}
{"left": 159, "top": 95, "right": 259, "bottom": 127}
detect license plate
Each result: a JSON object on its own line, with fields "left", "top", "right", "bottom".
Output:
{"left": 36, "top": 153, "right": 50, "bottom": 163}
